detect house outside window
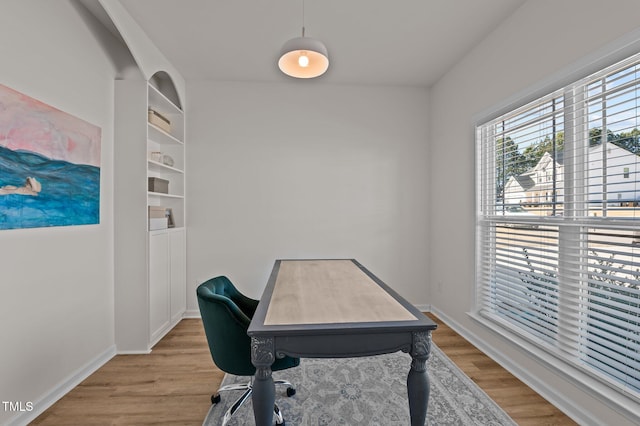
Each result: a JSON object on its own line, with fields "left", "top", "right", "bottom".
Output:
{"left": 476, "top": 53, "right": 640, "bottom": 398}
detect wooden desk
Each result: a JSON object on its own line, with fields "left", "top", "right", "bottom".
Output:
{"left": 248, "top": 259, "right": 437, "bottom": 425}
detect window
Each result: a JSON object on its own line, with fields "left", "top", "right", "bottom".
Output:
{"left": 477, "top": 53, "right": 640, "bottom": 397}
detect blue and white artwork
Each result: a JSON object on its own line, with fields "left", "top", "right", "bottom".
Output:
{"left": 0, "top": 84, "right": 101, "bottom": 230}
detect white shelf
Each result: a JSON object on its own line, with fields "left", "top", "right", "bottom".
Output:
{"left": 148, "top": 124, "right": 183, "bottom": 145}
{"left": 148, "top": 160, "right": 184, "bottom": 174}
{"left": 148, "top": 191, "right": 184, "bottom": 199}
{"left": 148, "top": 83, "right": 182, "bottom": 115}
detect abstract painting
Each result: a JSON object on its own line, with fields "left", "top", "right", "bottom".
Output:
{"left": 0, "top": 84, "right": 101, "bottom": 230}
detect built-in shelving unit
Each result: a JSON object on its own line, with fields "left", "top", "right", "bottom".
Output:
{"left": 114, "top": 71, "right": 187, "bottom": 353}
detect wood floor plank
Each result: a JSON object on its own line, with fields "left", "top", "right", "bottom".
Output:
{"left": 32, "top": 313, "right": 576, "bottom": 425}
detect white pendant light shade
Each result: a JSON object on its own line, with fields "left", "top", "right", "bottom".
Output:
{"left": 279, "top": 0, "right": 329, "bottom": 79}
{"left": 278, "top": 37, "right": 329, "bottom": 78}
{"left": 278, "top": 36, "right": 329, "bottom": 79}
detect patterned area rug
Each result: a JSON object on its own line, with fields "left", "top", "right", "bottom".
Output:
{"left": 203, "top": 344, "right": 516, "bottom": 425}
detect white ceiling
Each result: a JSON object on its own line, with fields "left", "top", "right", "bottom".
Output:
{"left": 103, "top": 0, "right": 526, "bottom": 87}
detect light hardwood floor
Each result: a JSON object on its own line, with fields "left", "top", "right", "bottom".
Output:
{"left": 32, "top": 313, "right": 576, "bottom": 425}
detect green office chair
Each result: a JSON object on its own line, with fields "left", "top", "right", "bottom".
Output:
{"left": 197, "top": 276, "right": 299, "bottom": 426}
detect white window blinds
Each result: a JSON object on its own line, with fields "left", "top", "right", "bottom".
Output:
{"left": 477, "top": 53, "right": 640, "bottom": 397}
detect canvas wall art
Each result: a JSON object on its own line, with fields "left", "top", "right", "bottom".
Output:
{"left": 0, "top": 84, "right": 101, "bottom": 230}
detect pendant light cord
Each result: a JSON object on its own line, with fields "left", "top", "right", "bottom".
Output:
{"left": 301, "top": 0, "right": 305, "bottom": 37}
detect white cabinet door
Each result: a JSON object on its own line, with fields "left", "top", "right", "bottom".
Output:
{"left": 169, "top": 229, "right": 186, "bottom": 323}
{"left": 149, "top": 232, "right": 170, "bottom": 342}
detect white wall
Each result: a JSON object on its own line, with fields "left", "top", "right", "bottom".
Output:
{"left": 428, "top": 0, "right": 640, "bottom": 424}
{"left": 0, "top": 1, "right": 131, "bottom": 424}
{"left": 186, "top": 81, "right": 429, "bottom": 312}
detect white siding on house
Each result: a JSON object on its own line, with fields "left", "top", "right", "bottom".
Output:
{"left": 587, "top": 142, "right": 640, "bottom": 205}
{"left": 504, "top": 142, "right": 640, "bottom": 212}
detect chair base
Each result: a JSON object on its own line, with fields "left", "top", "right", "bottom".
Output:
{"left": 212, "top": 379, "right": 295, "bottom": 426}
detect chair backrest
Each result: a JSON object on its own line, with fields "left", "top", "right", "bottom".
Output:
{"left": 196, "top": 276, "right": 257, "bottom": 376}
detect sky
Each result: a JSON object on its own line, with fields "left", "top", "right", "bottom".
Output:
{"left": 0, "top": 84, "right": 101, "bottom": 167}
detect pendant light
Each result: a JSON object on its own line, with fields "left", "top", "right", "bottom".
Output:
{"left": 278, "top": 0, "right": 329, "bottom": 79}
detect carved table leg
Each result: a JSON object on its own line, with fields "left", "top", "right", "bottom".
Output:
{"left": 407, "top": 331, "right": 432, "bottom": 426}
{"left": 251, "top": 336, "right": 275, "bottom": 426}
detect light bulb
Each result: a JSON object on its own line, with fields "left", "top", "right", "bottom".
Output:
{"left": 298, "top": 52, "right": 309, "bottom": 67}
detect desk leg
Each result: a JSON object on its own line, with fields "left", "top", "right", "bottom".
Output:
{"left": 407, "top": 331, "right": 432, "bottom": 426}
{"left": 251, "top": 337, "right": 275, "bottom": 426}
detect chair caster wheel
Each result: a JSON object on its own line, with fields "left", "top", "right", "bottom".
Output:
{"left": 211, "top": 394, "right": 221, "bottom": 404}
{"left": 286, "top": 387, "right": 296, "bottom": 397}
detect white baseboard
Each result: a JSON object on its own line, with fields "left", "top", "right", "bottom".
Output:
{"left": 116, "top": 349, "right": 151, "bottom": 355}
{"left": 413, "top": 303, "right": 431, "bottom": 312}
{"left": 7, "top": 345, "right": 116, "bottom": 426}
{"left": 183, "top": 309, "right": 201, "bottom": 318}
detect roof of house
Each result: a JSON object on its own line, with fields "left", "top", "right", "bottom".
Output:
{"left": 511, "top": 174, "right": 536, "bottom": 191}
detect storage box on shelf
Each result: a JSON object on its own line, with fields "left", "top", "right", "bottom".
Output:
{"left": 148, "top": 109, "right": 171, "bottom": 133}
{"left": 148, "top": 177, "right": 169, "bottom": 194}
{"left": 149, "top": 206, "right": 168, "bottom": 230}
